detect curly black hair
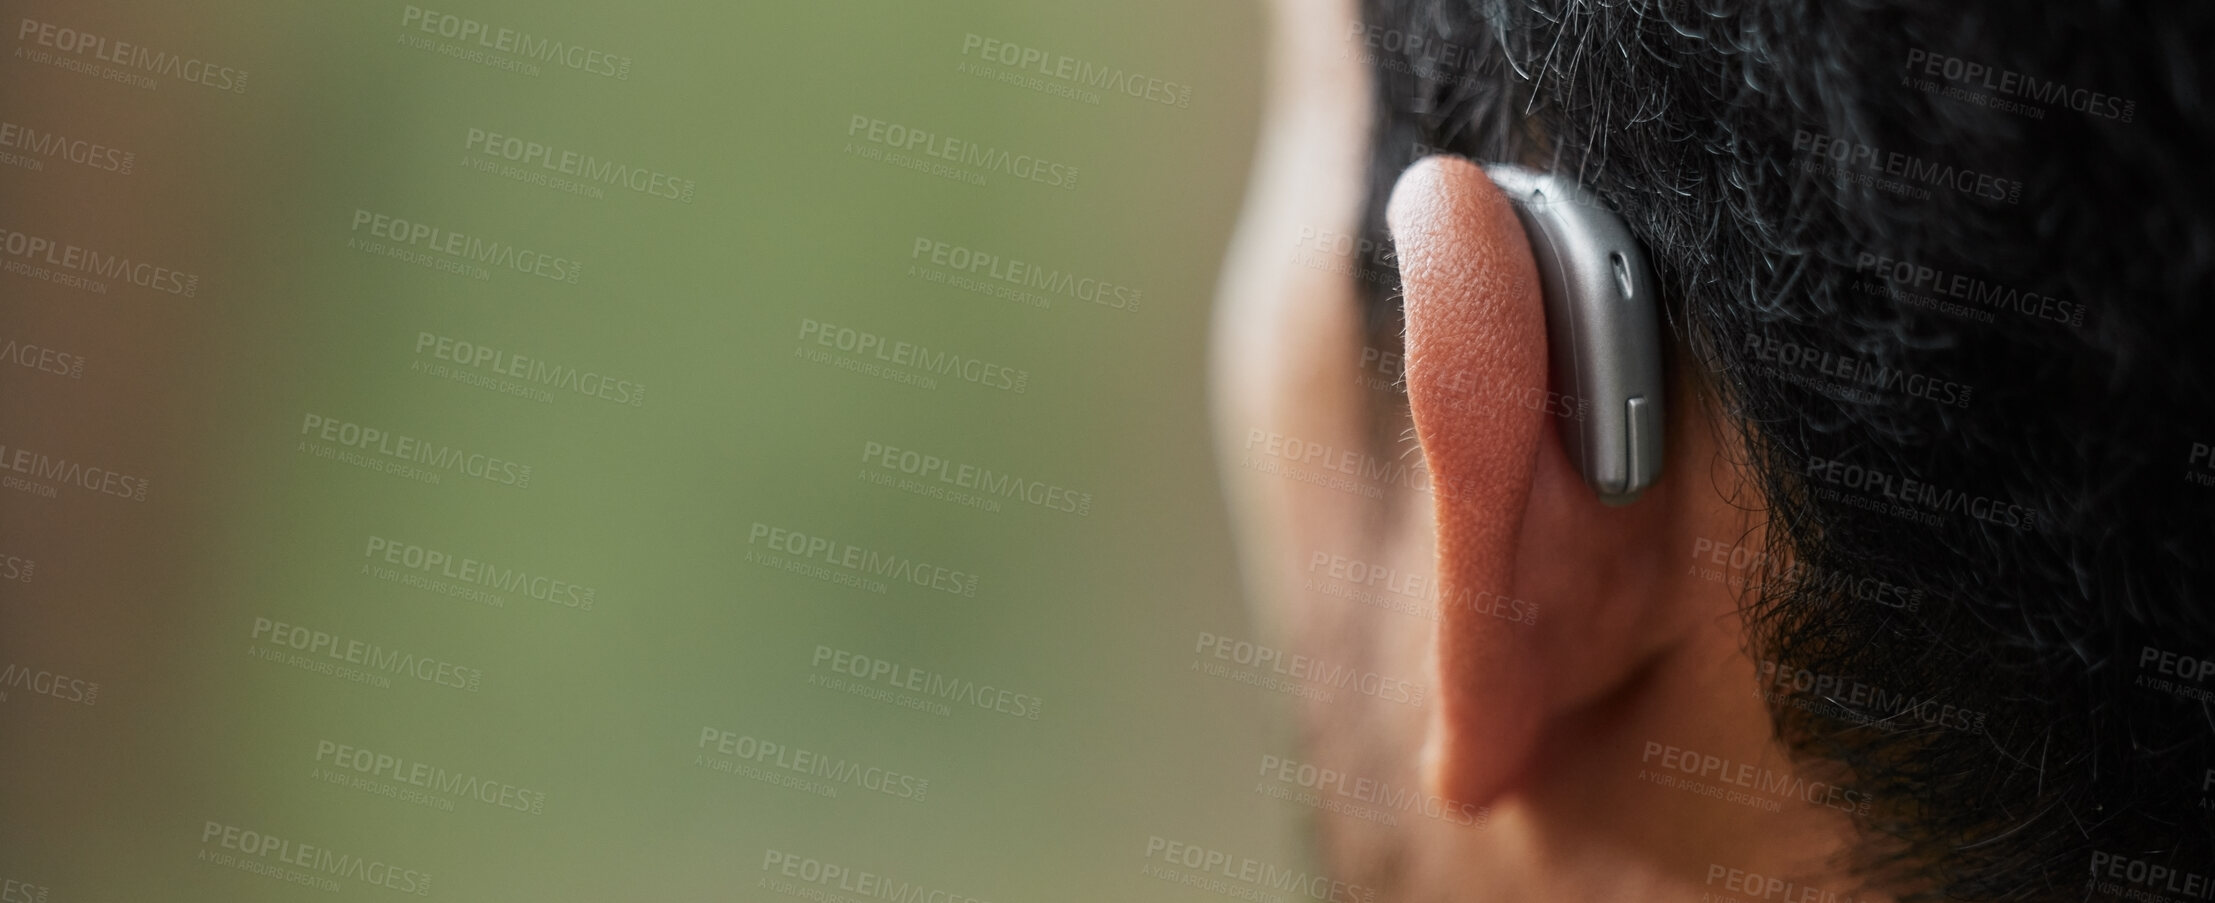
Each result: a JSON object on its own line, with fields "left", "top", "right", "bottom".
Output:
{"left": 1351, "top": 0, "right": 2215, "bottom": 898}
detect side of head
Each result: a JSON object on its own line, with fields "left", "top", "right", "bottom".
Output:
{"left": 1351, "top": 0, "right": 2215, "bottom": 898}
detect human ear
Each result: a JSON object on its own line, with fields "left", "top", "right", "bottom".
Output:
{"left": 1391, "top": 156, "right": 1687, "bottom": 808}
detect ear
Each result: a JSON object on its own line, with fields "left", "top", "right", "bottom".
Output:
{"left": 1390, "top": 155, "right": 1552, "bottom": 808}
{"left": 1390, "top": 156, "right": 1685, "bottom": 809}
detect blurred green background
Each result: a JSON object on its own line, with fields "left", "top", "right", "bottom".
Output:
{"left": 0, "top": 0, "right": 1308, "bottom": 899}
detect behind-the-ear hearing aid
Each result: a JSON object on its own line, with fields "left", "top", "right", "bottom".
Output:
{"left": 1482, "top": 164, "right": 1665, "bottom": 506}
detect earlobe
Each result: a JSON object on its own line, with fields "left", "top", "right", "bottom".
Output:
{"left": 1389, "top": 156, "right": 1553, "bottom": 808}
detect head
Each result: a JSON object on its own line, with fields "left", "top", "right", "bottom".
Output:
{"left": 1212, "top": 0, "right": 2215, "bottom": 900}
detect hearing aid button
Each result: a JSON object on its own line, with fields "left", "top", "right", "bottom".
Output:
{"left": 1625, "top": 396, "right": 1658, "bottom": 488}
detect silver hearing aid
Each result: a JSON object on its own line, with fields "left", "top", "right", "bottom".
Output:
{"left": 1482, "top": 164, "right": 1665, "bottom": 506}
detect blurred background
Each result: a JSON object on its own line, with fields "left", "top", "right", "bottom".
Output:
{"left": 0, "top": 1, "right": 1306, "bottom": 899}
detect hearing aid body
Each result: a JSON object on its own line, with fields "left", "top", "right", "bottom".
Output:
{"left": 1482, "top": 164, "right": 1665, "bottom": 505}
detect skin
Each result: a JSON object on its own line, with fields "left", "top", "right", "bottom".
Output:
{"left": 1209, "top": 1, "right": 1883, "bottom": 900}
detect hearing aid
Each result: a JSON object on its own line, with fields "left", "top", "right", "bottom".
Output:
{"left": 1483, "top": 164, "right": 1665, "bottom": 505}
